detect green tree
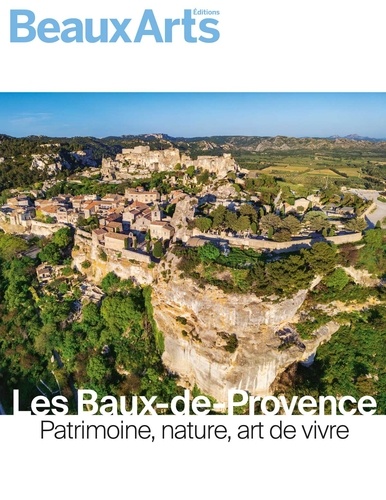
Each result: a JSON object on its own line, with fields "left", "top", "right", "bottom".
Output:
{"left": 304, "top": 242, "right": 337, "bottom": 275}
{"left": 0, "top": 234, "right": 28, "bottom": 260}
{"left": 304, "top": 211, "right": 330, "bottom": 232}
{"left": 87, "top": 356, "right": 110, "bottom": 384}
{"left": 345, "top": 217, "right": 367, "bottom": 233}
{"left": 186, "top": 165, "right": 195, "bottom": 178}
{"left": 235, "top": 215, "right": 251, "bottom": 232}
{"left": 325, "top": 268, "right": 350, "bottom": 290}
{"left": 281, "top": 215, "right": 301, "bottom": 235}
{"left": 38, "top": 242, "right": 62, "bottom": 265}
{"left": 272, "top": 228, "right": 292, "bottom": 242}
{"left": 197, "top": 170, "right": 210, "bottom": 184}
{"left": 357, "top": 228, "right": 386, "bottom": 275}
{"left": 100, "top": 294, "right": 142, "bottom": 336}
{"left": 152, "top": 240, "right": 164, "bottom": 259}
{"left": 198, "top": 243, "right": 220, "bottom": 262}
{"left": 239, "top": 204, "right": 258, "bottom": 223}
{"left": 225, "top": 210, "right": 238, "bottom": 231}
{"left": 260, "top": 213, "right": 281, "bottom": 233}
{"left": 195, "top": 217, "right": 212, "bottom": 233}
{"left": 101, "top": 272, "right": 121, "bottom": 294}
{"left": 266, "top": 254, "right": 312, "bottom": 295}
{"left": 210, "top": 205, "right": 227, "bottom": 229}
{"left": 82, "top": 302, "right": 103, "bottom": 327}
{"left": 52, "top": 227, "right": 73, "bottom": 249}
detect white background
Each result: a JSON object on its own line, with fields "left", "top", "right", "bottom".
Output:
{"left": 0, "top": 414, "right": 383, "bottom": 498}
{"left": 1, "top": 0, "right": 386, "bottom": 497}
{"left": 0, "top": 0, "right": 385, "bottom": 91}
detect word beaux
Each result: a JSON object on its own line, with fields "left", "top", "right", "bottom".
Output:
{"left": 10, "top": 9, "right": 220, "bottom": 44}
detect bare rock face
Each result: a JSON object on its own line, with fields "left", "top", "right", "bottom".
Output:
{"left": 151, "top": 268, "right": 338, "bottom": 403}
{"left": 193, "top": 154, "right": 238, "bottom": 179}
{"left": 344, "top": 266, "right": 380, "bottom": 287}
{"left": 30, "top": 154, "right": 69, "bottom": 175}
{"left": 70, "top": 149, "right": 97, "bottom": 167}
{"left": 100, "top": 148, "right": 238, "bottom": 181}
{"left": 201, "top": 183, "right": 239, "bottom": 200}
{"left": 170, "top": 195, "right": 197, "bottom": 242}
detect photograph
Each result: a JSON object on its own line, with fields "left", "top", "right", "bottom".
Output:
{"left": 1, "top": 0, "right": 385, "bottom": 495}
{"left": 1, "top": 92, "right": 385, "bottom": 416}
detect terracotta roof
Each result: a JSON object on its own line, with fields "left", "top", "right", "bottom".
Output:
{"left": 102, "top": 194, "right": 124, "bottom": 201}
{"left": 41, "top": 205, "right": 58, "bottom": 214}
{"left": 107, "top": 212, "right": 123, "bottom": 221}
{"left": 149, "top": 221, "right": 167, "bottom": 226}
{"left": 130, "top": 200, "right": 150, "bottom": 209}
{"left": 92, "top": 228, "right": 107, "bottom": 235}
{"left": 126, "top": 209, "right": 141, "bottom": 216}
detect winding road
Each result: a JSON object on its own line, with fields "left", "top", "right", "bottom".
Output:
{"left": 349, "top": 189, "right": 386, "bottom": 229}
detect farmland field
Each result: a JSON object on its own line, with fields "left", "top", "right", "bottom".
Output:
{"left": 260, "top": 165, "right": 310, "bottom": 174}
{"left": 239, "top": 149, "right": 386, "bottom": 191}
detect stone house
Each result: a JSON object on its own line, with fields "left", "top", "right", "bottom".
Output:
{"left": 92, "top": 228, "right": 108, "bottom": 246}
{"left": 106, "top": 221, "right": 123, "bottom": 233}
{"left": 36, "top": 263, "right": 53, "bottom": 283}
{"left": 125, "top": 187, "right": 160, "bottom": 204}
{"left": 7, "top": 195, "right": 32, "bottom": 208}
{"left": 293, "top": 198, "right": 310, "bottom": 212}
{"left": 104, "top": 232, "right": 132, "bottom": 251}
{"left": 149, "top": 221, "right": 175, "bottom": 241}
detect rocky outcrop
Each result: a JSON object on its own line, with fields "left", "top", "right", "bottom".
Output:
{"left": 344, "top": 266, "right": 380, "bottom": 287}
{"left": 201, "top": 183, "right": 239, "bottom": 201}
{"left": 70, "top": 149, "right": 97, "bottom": 167}
{"left": 101, "top": 147, "right": 238, "bottom": 181}
{"left": 151, "top": 263, "right": 341, "bottom": 403}
{"left": 170, "top": 195, "right": 197, "bottom": 242}
{"left": 30, "top": 154, "right": 70, "bottom": 175}
{"left": 193, "top": 154, "right": 238, "bottom": 178}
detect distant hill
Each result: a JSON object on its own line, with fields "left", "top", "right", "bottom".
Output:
{"left": 2, "top": 132, "right": 386, "bottom": 155}
{"left": 100, "top": 133, "right": 386, "bottom": 154}
{"left": 328, "top": 134, "right": 386, "bottom": 143}
{"left": 1, "top": 132, "right": 386, "bottom": 191}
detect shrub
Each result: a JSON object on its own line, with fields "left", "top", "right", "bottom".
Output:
{"left": 98, "top": 249, "right": 108, "bottom": 262}
{"left": 198, "top": 243, "right": 220, "bottom": 262}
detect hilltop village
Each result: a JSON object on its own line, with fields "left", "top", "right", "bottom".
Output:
{"left": 1, "top": 139, "right": 386, "bottom": 410}
{"left": 0, "top": 145, "right": 376, "bottom": 274}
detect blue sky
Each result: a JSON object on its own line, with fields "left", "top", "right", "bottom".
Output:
{"left": 0, "top": 93, "right": 385, "bottom": 138}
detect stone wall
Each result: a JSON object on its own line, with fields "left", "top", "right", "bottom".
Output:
{"left": 120, "top": 248, "right": 152, "bottom": 264}
{"left": 72, "top": 238, "right": 153, "bottom": 285}
{"left": 191, "top": 230, "right": 363, "bottom": 253}
{"left": 0, "top": 219, "right": 67, "bottom": 236}
{"left": 326, "top": 232, "right": 363, "bottom": 245}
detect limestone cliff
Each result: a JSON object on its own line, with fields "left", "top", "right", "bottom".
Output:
{"left": 170, "top": 195, "right": 197, "bottom": 242}
{"left": 72, "top": 233, "right": 343, "bottom": 404}
{"left": 151, "top": 261, "right": 340, "bottom": 403}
